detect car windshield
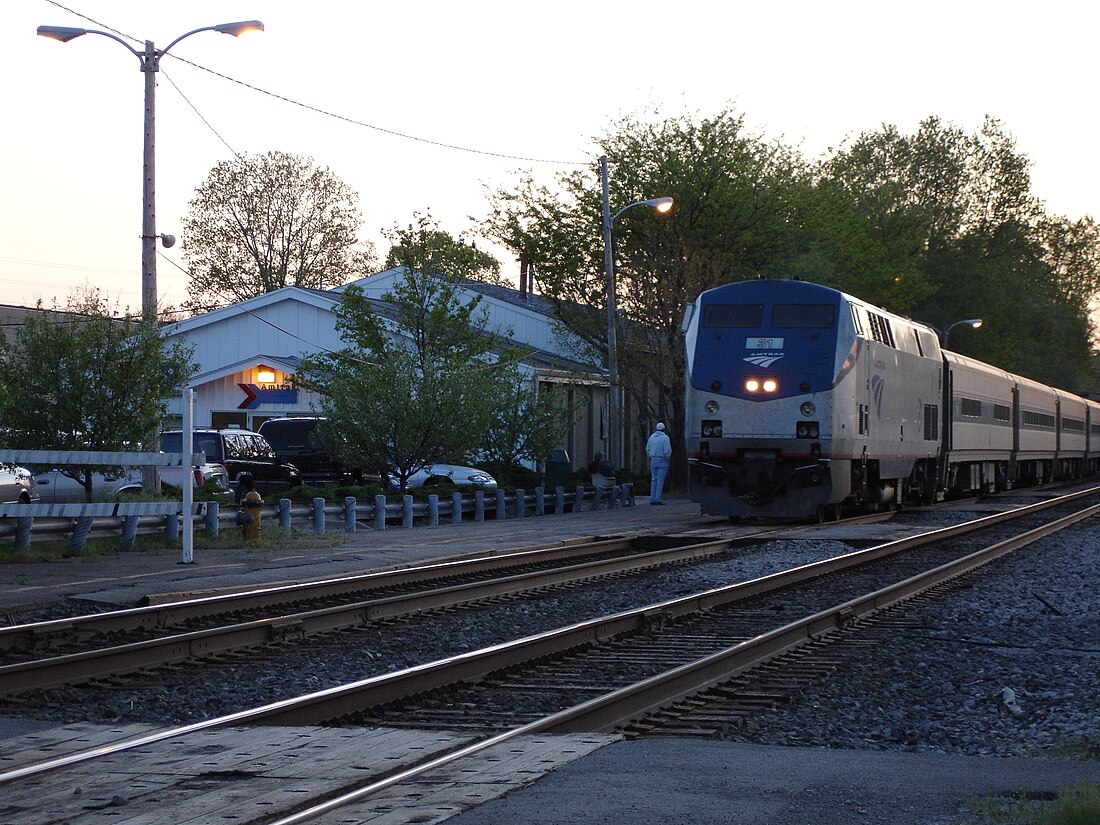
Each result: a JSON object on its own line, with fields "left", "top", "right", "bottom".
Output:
{"left": 160, "top": 432, "right": 222, "bottom": 461}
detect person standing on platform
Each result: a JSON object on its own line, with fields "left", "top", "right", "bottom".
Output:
{"left": 645, "top": 422, "right": 672, "bottom": 505}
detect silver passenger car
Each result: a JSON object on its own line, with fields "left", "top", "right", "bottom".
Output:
{"left": 0, "top": 464, "right": 38, "bottom": 504}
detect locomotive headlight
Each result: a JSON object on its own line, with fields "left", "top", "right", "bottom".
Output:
{"left": 744, "top": 378, "right": 760, "bottom": 392}
{"left": 704, "top": 400, "right": 719, "bottom": 415}
{"left": 800, "top": 402, "right": 816, "bottom": 416}
{"left": 762, "top": 379, "right": 778, "bottom": 393}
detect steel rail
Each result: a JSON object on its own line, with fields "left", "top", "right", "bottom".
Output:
{"left": 2, "top": 489, "right": 1096, "bottom": 790}
{"left": 265, "top": 499, "right": 1100, "bottom": 823}
{"left": 0, "top": 535, "right": 736, "bottom": 694}
{"left": 0, "top": 535, "right": 640, "bottom": 649}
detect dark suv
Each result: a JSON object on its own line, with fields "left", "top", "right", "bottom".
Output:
{"left": 160, "top": 428, "right": 300, "bottom": 502}
{"left": 258, "top": 417, "right": 376, "bottom": 487}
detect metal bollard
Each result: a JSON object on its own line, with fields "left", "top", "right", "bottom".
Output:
{"left": 119, "top": 515, "right": 139, "bottom": 550}
{"left": 574, "top": 486, "right": 585, "bottom": 513}
{"left": 312, "top": 497, "right": 325, "bottom": 533}
{"left": 451, "top": 492, "right": 463, "bottom": 525}
{"left": 373, "top": 495, "right": 387, "bottom": 531}
{"left": 607, "top": 486, "right": 618, "bottom": 510}
{"left": 70, "top": 515, "right": 93, "bottom": 552}
{"left": 428, "top": 494, "right": 439, "bottom": 526}
{"left": 166, "top": 513, "right": 179, "bottom": 544}
{"left": 624, "top": 482, "right": 635, "bottom": 507}
{"left": 496, "top": 489, "right": 507, "bottom": 520}
{"left": 592, "top": 486, "right": 604, "bottom": 511}
{"left": 15, "top": 516, "right": 32, "bottom": 551}
{"left": 475, "top": 490, "right": 485, "bottom": 522}
{"left": 535, "top": 487, "right": 544, "bottom": 516}
{"left": 402, "top": 495, "right": 413, "bottom": 528}
{"left": 516, "top": 489, "right": 526, "bottom": 519}
{"left": 279, "top": 498, "right": 292, "bottom": 531}
{"left": 344, "top": 497, "right": 357, "bottom": 532}
{"left": 555, "top": 486, "right": 564, "bottom": 515}
{"left": 205, "top": 502, "right": 220, "bottom": 538}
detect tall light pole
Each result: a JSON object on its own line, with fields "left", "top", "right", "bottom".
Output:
{"left": 942, "top": 318, "right": 983, "bottom": 348}
{"left": 37, "top": 20, "right": 264, "bottom": 325}
{"left": 600, "top": 155, "right": 673, "bottom": 471}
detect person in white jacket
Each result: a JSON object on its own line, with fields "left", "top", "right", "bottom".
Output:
{"left": 645, "top": 422, "right": 672, "bottom": 504}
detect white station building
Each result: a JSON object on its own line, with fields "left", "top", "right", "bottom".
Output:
{"left": 159, "top": 269, "right": 612, "bottom": 472}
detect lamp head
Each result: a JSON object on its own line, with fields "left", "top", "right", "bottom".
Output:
{"left": 969, "top": 319, "right": 983, "bottom": 329}
{"left": 37, "top": 25, "right": 88, "bottom": 42}
{"left": 644, "top": 197, "right": 674, "bottom": 214}
{"left": 214, "top": 20, "right": 264, "bottom": 37}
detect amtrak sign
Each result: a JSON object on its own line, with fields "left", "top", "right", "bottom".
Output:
{"left": 238, "top": 382, "right": 298, "bottom": 409}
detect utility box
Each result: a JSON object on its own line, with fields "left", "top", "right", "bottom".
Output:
{"left": 544, "top": 449, "right": 571, "bottom": 490}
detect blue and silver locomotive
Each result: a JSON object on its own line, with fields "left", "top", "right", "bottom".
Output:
{"left": 683, "top": 279, "right": 1100, "bottom": 520}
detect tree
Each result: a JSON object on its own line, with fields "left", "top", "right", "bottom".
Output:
{"left": 480, "top": 368, "right": 582, "bottom": 485}
{"left": 182, "top": 151, "right": 375, "bottom": 311}
{"left": 482, "top": 108, "right": 823, "bottom": 483}
{"left": 0, "top": 289, "right": 195, "bottom": 499}
{"left": 825, "top": 116, "right": 1099, "bottom": 392}
{"left": 384, "top": 212, "right": 505, "bottom": 286}
{"left": 296, "top": 266, "right": 509, "bottom": 490}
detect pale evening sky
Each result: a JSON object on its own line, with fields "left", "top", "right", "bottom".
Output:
{"left": 2, "top": 0, "right": 1096, "bottom": 315}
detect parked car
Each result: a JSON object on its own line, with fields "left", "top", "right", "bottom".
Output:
{"left": 1, "top": 464, "right": 38, "bottom": 504}
{"left": 32, "top": 461, "right": 230, "bottom": 503}
{"left": 160, "top": 428, "right": 300, "bottom": 502}
{"left": 257, "top": 417, "right": 381, "bottom": 487}
{"left": 389, "top": 464, "right": 498, "bottom": 491}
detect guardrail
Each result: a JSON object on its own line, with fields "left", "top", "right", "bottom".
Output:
{"left": 0, "top": 484, "right": 635, "bottom": 552}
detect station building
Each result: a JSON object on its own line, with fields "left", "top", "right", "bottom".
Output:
{"left": 159, "top": 268, "right": 612, "bottom": 472}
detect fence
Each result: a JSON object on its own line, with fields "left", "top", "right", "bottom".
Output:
{"left": 0, "top": 484, "right": 635, "bottom": 552}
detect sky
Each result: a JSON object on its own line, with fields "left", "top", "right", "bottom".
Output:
{"left": 2, "top": 0, "right": 1097, "bottom": 316}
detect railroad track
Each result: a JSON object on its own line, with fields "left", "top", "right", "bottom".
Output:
{"left": 2, "top": 487, "right": 1096, "bottom": 825}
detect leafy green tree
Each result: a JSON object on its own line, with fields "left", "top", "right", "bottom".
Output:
{"left": 182, "top": 151, "right": 376, "bottom": 312}
{"left": 0, "top": 289, "right": 195, "bottom": 498}
{"left": 480, "top": 368, "right": 582, "bottom": 485}
{"left": 384, "top": 212, "right": 505, "bottom": 286}
{"left": 483, "top": 108, "right": 826, "bottom": 481}
{"left": 826, "top": 116, "right": 1099, "bottom": 392}
{"left": 297, "top": 270, "right": 508, "bottom": 490}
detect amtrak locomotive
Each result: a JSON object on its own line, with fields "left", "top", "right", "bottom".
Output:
{"left": 683, "top": 279, "right": 1100, "bottom": 520}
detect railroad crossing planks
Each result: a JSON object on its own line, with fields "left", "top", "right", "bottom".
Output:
{"left": 1, "top": 723, "right": 616, "bottom": 823}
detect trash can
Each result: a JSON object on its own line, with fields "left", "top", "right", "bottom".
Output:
{"left": 544, "top": 449, "right": 571, "bottom": 490}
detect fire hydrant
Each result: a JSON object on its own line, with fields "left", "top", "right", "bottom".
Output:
{"left": 237, "top": 490, "right": 264, "bottom": 540}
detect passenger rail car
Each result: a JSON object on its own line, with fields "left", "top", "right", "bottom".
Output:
{"left": 683, "top": 279, "right": 1100, "bottom": 520}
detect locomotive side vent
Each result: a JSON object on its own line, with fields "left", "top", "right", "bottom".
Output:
{"left": 924, "top": 404, "right": 939, "bottom": 440}
{"left": 859, "top": 404, "right": 868, "bottom": 435}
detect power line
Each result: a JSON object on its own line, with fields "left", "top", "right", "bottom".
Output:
{"left": 41, "top": 0, "right": 585, "bottom": 167}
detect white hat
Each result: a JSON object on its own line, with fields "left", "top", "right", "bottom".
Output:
{"left": 656, "top": 422, "right": 665, "bottom": 431}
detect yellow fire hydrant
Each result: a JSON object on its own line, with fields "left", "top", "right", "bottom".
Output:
{"left": 238, "top": 490, "right": 264, "bottom": 540}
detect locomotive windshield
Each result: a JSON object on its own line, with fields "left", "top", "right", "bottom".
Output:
{"left": 772, "top": 304, "right": 835, "bottom": 328}
{"left": 702, "top": 304, "right": 763, "bottom": 328}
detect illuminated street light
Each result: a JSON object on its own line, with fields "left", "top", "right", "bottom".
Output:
{"left": 942, "top": 318, "right": 983, "bottom": 348}
{"left": 37, "top": 20, "right": 264, "bottom": 325}
{"left": 600, "top": 155, "right": 673, "bottom": 470}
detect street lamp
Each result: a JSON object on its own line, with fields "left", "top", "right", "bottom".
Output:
{"left": 600, "top": 155, "right": 673, "bottom": 471}
{"left": 941, "top": 318, "right": 983, "bottom": 348}
{"left": 37, "top": 20, "right": 264, "bottom": 325}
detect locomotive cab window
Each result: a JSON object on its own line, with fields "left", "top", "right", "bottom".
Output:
{"left": 771, "top": 304, "right": 835, "bottom": 328}
{"left": 702, "top": 304, "right": 763, "bottom": 328}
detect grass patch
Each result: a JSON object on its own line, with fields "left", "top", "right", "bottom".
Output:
{"left": 0, "top": 525, "right": 347, "bottom": 562}
{"left": 964, "top": 783, "right": 1100, "bottom": 825}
